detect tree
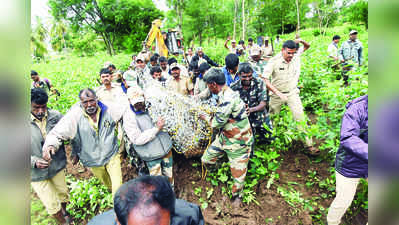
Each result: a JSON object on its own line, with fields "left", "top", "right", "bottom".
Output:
{"left": 48, "top": 0, "right": 162, "bottom": 55}
{"left": 345, "top": 0, "right": 368, "bottom": 29}
{"left": 31, "top": 16, "right": 48, "bottom": 60}
{"left": 50, "top": 19, "right": 68, "bottom": 52}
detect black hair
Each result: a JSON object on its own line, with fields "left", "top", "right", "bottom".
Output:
{"left": 189, "top": 59, "right": 199, "bottom": 71}
{"left": 225, "top": 53, "right": 239, "bottom": 70}
{"left": 31, "top": 70, "right": 38, "bottom": 76}
{"left": 78, "top": 88, "right": 96, "bottom": 99}
{"left": 31, "top": 88, "right": 48, "bottom": 104}
{"left": 238, "top": 40, "right": 244, "bottom": 45}
{"left": 150, "top": 55, "right": 158, "bottom": 63}
{"left": 99, "top": 68, "right": 112, "bottom": 76}
{"left": 333, "top": 35, "right": 341, "bottom": 41}
{"left": 276, "top": 35, "right": 280, "bottom": 38}
{"left": 154, "top": 53, "right": 160, "bottom": 58}
{"left": 108, "top": 64, "right": 116, "bottom": 70}
{"left": 150, "top": 66, "right": 162, "bottom": 75}
{"left": 248, "top": 38, "right": 253, "bottom": 42}
{"left": 114, "top": 176, "right": 176, "bottom": 225}
{"left": 282, "top": 40, "right": 297, "bottom": 49}
{"left": 199, "top": 62, "right": 211, "bottom": 74}
{"left": 159, "top": 56, "right": 167, "bottom": 63}
{"left": 204, "top": 68, "right": 226, "bottom": 85}
{"left": 238, "top": 62, "right": 254, "bottom": 74}
{"left": 168, "top": 57, "right": 177, "bottom": 65}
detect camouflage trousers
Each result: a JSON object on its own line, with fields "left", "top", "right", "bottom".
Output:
{"left": 146, "top": 150, "right": 174, "bottom": 186}
{"left": 201, "top": 135, "right": 251, "bottom": 197}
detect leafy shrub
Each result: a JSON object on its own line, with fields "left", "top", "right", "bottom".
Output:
{"left": 67, "top": 176, "right": 113, "bottom": 221}
{"left": 313, "top": 29, "right": 321, "bottom": 37}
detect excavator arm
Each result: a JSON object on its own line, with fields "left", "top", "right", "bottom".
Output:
{"left": 145, "top": 19, "right": 168, "bottom": 57}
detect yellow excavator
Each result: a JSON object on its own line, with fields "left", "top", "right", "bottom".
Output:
{"left": 144, "top": 19, "right": 169, "bottom": 57}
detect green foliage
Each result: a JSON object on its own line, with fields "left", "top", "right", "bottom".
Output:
{"left": 48, "top": 0, "right": 163, "bottom": 55}
{"left": 67, "top": 176, "right": 113, "bottom": 221}
{"left": 343, "top": 0, "right": 368, "bottom": 29}
{"left": 31, "top": 193, "right": 58, "bottom": 224}
{"left": 31, "top": 16, "right": 48, "bottom": 61}
{"left": 31, "top": 52, "right": 132, "bottom": 114}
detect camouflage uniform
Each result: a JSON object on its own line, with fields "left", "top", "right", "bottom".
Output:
{"left": 230, "top": 77, "right": 272, "bottom": 145}
{"left": 201, "top": 86, "right": 254, "bottom": 197}
{"left": 249, "top": 59, "right": 267, "bottom": 76}
{"left": 146, "top": 150, "right": 174, "bottom": 185}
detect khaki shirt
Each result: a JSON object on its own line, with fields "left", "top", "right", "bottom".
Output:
{"left": 95, "top": 83, "right": 128, "bottom": 105}
{"left": 262, "top": 51, "right": 301, "bottom": 94}
{"left": 261, "top": 45, "right": 273, "bottom": 59}
{"left": 31, "top": 112, "right": 48, "bottom": 138}
{"left": 229, "top": 46, "right": 237, "bottom": 54}
{"left": 166, "top": 76, "right": 194, "bottom": 96}
{"left": 246, "top": 44, "right": 255, "bottom": 56}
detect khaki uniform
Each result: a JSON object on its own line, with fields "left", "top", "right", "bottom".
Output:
{"left": 229, "top": 46, "right": 237, "bottom": 54}
{"left": 261, "top": 45, "right": 273, "bottom": 61}
{"left": 262, "top": 50, "right": 312, "bottom": 147}
{"left": 246, "top": 44, "right": 255, "bottom": 57}
{"left": 31, "top": 112, "right": 69, "bottom": 215}
{"left": 95, "top": 83, "right": 128, "bottom": 154}
{"left": 166, "top": 76, "right": 194, "bottom": 96}
{"left": 95, "top": 83, "right": 128, "bottom": 104}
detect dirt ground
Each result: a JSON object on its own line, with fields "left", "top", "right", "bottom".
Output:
{"left": 64, "top": 144, "right": 367, "bottom": 225}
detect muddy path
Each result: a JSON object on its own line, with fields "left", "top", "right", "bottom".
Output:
{"left": 62, "top": 144, "right": 367, "bottom": 225}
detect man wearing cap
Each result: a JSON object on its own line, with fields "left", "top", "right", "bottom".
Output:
{"left": 261, "top": 40, "right": 318, "bottom": 155}
{"left": 123, "top": 55, "right": 148, "bottom": 89}
{"left": 41, "top": 88, "right": 141, "bottom": 197}
{"left": 167, "top": 57, "right": 189, "bottom": 78}
{"left": 261, "top": 37, "right": 274, "bottom": 61}
{"left": 166, "top": 62, "right": 194, "bottom": 96}
{"left": 249, "top": 46, "right": 267, "bottom": 76}
{"left": 224, "top": 36, "right": 237, "bottom": 54}
{"left": 126, "top": 87, "right": 174, "bottom": 185}
{"left": 190, "top": 47, "right": 219, "bottom": 68}
{"left": 338, "top": 30, "right": 363, "bottom": 84}
{"left": 198, "top": 68, "right": 253, "bottom": 207}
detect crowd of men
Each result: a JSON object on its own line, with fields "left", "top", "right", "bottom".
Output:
{"left": 31, "top": 29, "right": 367, "bottom": 225}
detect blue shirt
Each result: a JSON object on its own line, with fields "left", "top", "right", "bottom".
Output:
{"left": 222, "top": 67, "right": 240, "bottom": 87}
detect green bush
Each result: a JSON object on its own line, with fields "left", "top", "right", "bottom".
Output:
{"left": 67, "top": 176, "right": 113, "bottom": 221}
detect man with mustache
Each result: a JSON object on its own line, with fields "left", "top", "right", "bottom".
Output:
{"left": 261, "top": 40, "right": 318, "bottom": 155}
{"left": 41, "top": 88, "right": 139, "bottom": 197}
{"left": 95, "top": 68, "right": 128, "bottom": 104}
{"left": 30, "top": 88, "right": 74, "bottom": 224}
{"left": 231, "top": 63, "right": 272, "bottom": 146}
{"left": 165, "top": 62, "right": 194, "bottom": 96}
